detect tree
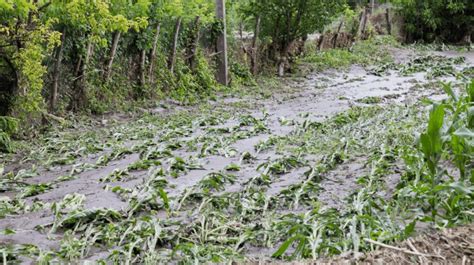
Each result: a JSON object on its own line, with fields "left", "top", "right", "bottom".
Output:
{"left": 57, "top": 0, "right": 115, "bottom": 110}
{"left": 0, "top": 0, "right": 217, "bottom": 124}
{"left": 47, "top": 0, "right": 148, "bottom": 109}
{"left": 391, "top": 0, "right": 473, "bottom": 43}
{"left": 165, "top": 0, "right": 214, "bottom": 74}
{"left": 241, "top": 0, "right": 346, "bottom": 75}
{"left": 106, "top": 0, "right": 150, "bottom": 81}
{"left": 0, "top": 0, "right": 60, "bottom": 119}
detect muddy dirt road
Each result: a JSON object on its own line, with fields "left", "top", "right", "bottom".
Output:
{"left": 1, "top": 48, "right": 473, "bottom": 262}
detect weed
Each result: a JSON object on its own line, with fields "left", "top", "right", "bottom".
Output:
{"left": 302, "top": 36, "right": 396, "bottom": 71}
{"left": 225, "top": 163, "right": 241, "bottom": 172}
{"left": 168, "top": 156, "right": 204, "bottom": 178}
{"left": 357, "top": 96, "right": 383, "bottom": 104}
{"left": 257, "top": 155, "right": 306, "bottom": 175}
{"left": 100, "top": 169, "right": 130, "bottom": 183}
{"left": 199, "top": 172, "right": 237, "bottom": 192}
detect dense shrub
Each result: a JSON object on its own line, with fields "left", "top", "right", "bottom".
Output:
{"left": 392, "top": 0, "right": 473, "bottom": 43}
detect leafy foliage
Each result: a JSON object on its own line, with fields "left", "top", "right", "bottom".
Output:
{"left": 0, "top": 116, "right": 18, "bottom": 152}
{"left": 391, "top": 0, "right": 474, "bottom": 43}
{"left": 0, "top": 0, "right": 218, "bottom": 124}
{"left": 0, "top": 1, "right": 473, "bottom": 264}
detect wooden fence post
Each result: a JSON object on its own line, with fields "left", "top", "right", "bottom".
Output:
{"left": 251, "top": 15, "right": 261, "bottom": 75}
{"left": 168, "top": 17, "right": 182, "bottom": 74}
{"left": 385, "top": 8, "right": 392, "bottom": 35}
{"left": 216, "top": 0, "right": 229, "bottom": 86}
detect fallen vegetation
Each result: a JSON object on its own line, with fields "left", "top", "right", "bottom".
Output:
{"left": 1, "top": 43, "right": 473, "bottom": 263}
{"left": 1, "top": 0, "right": 473, "bottom": 264}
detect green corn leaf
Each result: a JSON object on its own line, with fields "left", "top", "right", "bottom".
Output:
{"left": 420, "top": 133, "right": 433, "bottom": 158}
{"left": 442, "top": 82, "right": 457, "bottom": 102}
{"left": 427, "top": 105, "right": 445, "bottom": 139}
{"left": 467, "top": 79, "right": 474, "bottom": 102}
{"left": 158, "top": 188, "right": 170, "bottom": 211}
{"left": 403, "top": 220, "right": 416, "bottom": 238}
{"left": 272, "top": 235, "right": 302, "bottom": 258}
{"left": 454, "top": 127, "right": 474, "bottom": 138}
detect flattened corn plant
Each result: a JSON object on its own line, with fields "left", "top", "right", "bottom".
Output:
{"left": 1, "top": 79, "right": 473, "bottom": 263}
